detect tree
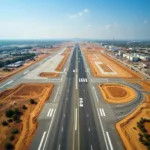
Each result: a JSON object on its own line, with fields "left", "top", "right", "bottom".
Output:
{"left": 30, "top": 99, "right": 35, "bottom": 104}
{"left": 22, "top": 105, "right": 27, "bottom": 110}
{"left": 5, "top": 110, "right": 14, "bottom": 118}
{"left": 8, "top": 119, "right": 13, "bottom": 123}
{"left": 9, "top": 135, "right": 15, "bottom": 141}
{"left": 11, "top": 129, "right": 19, "bottom": 134}
{"left": 2, "top": 121, "right": 8, "bottom": 126}
{"left": 5, "top": 142, "right": 14, "bottom": 150}
{"left": 12, "top": 114, "right": 18, "bottom": 121}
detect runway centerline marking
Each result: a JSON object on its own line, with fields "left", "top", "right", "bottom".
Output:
{"left": 38, "top": 131, "right": 46, "bottom": 150}
{"left": 75, "top": 108, "right": 77, "bottom": 131}
{"left": 106, "top": 132, "right": 114, "bottom": 150}
{"left": 91, "top": 145, "right": 93, "bottom": 150}
{"left": 93, "top": 86, "right": 99, "bottom": 102}
{"left": 97, "top": 109, "right": 109, "bottom": 150}
{"left": 54, "top": 87, "right": 60, "bottom": 102}
{"left": 42, "top": 109, "right": 56, "bottom": 150}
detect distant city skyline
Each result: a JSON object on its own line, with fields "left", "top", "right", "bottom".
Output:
{"left": 0, "top": 0, "right": 150, "bottom": 40}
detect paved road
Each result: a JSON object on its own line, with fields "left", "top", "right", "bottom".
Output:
{"left": 78, "top": 46, "right": 102, "bottom": 150}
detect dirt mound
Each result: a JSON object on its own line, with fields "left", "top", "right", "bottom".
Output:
{"left": 40, "top": 72, "right": 59, "bottom": 77}
{"left": 99, "top": 84, "right": 136, "bottom": 103}
{"left": 107, "top": 87, "right": 127, "bottom": 97}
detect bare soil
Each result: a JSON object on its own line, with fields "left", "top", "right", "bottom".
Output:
{"left": 40, "top": 72, "right": 59, "bottom": 77}
{"left": 0, "top": 83, "right": 54, "bottom": 150}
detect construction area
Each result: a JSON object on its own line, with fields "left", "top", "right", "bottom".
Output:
{"left": 23, "top": 47, "right": 72, "bottom": 79}
{"left": 85, "top": 53, "right": 142, "bottom": 79}
{"left": 39, "top": 47, "right": 72, "bottom": 78}
{"left": 0, "top": 83, "right": 54, "bottom": 150}
{"left": 99, "top": 83, "right": 136, "bottom": 103}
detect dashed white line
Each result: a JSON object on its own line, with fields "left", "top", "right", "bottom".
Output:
{"left": 91, "top": 145, "right": 93, "bottom": 150}
{"left": 106, "top": 132, "right": 114, "bottom": 150}
{"left": 75, "top": 108, "right": 77, "bottom": 131}
{"left": 42, "top": 109, "right": 56, "bottom": 150}
{"left": 76, "top": 74, "right": 78, "bottom": 90}
{"left": 88, "top": 127, "right": 90, "bottom": 132}
{"left": 93, "top": 86, "right": 99, "bottom": 102}
{"left": 38, "top": 131, "right": 46, "bottom": 150}
{"left": 58, "top": 144, "right": 60, "bottom": 150}
{"left": 97, "top": 109, "right": 109, "bottom": 150}
{"left": 54, "top": 87, "right": 60, "bottom": 102}
{"left": 61, "top": 127, "right": 63, "bottom": 132}
{"left": 23, "top": 70, "right": 29, "bottom": 75}
{"left": 7, "top": 80, "right": 14, "bottom": 85}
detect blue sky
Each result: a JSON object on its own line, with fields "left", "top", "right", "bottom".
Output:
{"left": 0, "top": 0, "right": 150, "bottom": 39}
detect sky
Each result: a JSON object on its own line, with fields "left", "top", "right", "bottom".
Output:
{"left": 0, "top": 0, "right": 150, "bottom": 40}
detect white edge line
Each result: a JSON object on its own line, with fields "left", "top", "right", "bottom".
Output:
{"left": 42, "top": 109, "right": 56, "bottom": 150}
{"left": 38, "top": 131, "right": 46, "bottom": 150}
{"left": 93, "top": 86, "right": 99, "bottom": 102}
{"left": 75, "top": 108, "right": 77, "bottom": 130}
{"left": 54, "top": 87, "right": 60, "bottom": 102}
{"left": 97, "top": 109, "right": 109, "bottom": 150}
{"left": 106, "top": 132, "right": 114, "bottom": 150}
{"left": 102, "top": 108, "right": 106, "bottom": 117}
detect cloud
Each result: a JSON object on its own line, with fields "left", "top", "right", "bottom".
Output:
{"left": 105, "top": 22, "right": 119, "bottom": 29}
{"left": 68, "top": 14, "right": 78, "bottom": 18}
{"left": 144, "top": 19, "right": 148, "bottom": 24}
{"left": 87, "top": 24, "right": 92, "bottom": 27}
{"left": 68, "top": 9, "right": 90, "bottom": 19}
{"left": 83, "top": 9, "right": 89, "bottom": 13}
{"left": 78, "top": 12, "right": 83, "bottom": 16}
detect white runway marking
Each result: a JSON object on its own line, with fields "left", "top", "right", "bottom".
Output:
{"left": 54, "top": 87, "right": 60, "bottom": 102}
{"left": 42, "top": 109, "right": 56, "bottom": 150}
{"left": 102, "top": 108, "right": 106, "bottom": 117}
{"left": 47, "top": 109, "right": 52, "bottom": 117}
{"left": 97, "top": 109, "right": 109, "bottom": 150}
{"left": 38, "top": 131, "right": 46, "bottom": 150}
{"left": 93, "top": 86, "right": 99, "bottom": 102}
{"left": 106, "top": 132, "right": 114, "bottom": 150}
{"left": 23, "top": 70, "right": 29, "bottom": 75}
{"left": 75, "top": 108, "right": 77, "bottom": 130}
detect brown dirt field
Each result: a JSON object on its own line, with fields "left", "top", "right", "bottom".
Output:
{"left": 107, "top": 87, "right": 127, "bottom": 97}
{"left": 55, "top": 53, "right": 69, "bottom": 71}
{"left": 63, "top": 48, "right": 72, "bottom": 53}
{"left": 86, "top": 53, "right": 142, "bottom": 79}
{"left": 99, "top": 64, "right": 113, "bottom": 72}
{"left": 0, "top": 54, "right": 49, "bottom": 83}
{"left": 116, "top": 103, "right": 150, "bottom": 150}
{"left": 0, "top": 83, "right": 54, "bottom": 150}
{"left": 99, "top": 84, "right": 136, "bottom": 103}
{"left": 40, "top": 72, "right": 59, "bottom": 77}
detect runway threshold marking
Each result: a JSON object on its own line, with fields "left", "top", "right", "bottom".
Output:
{"left": 54, "top": 87, "right": 60, "bottom": 102}
{"left": 99, "top": 108, "right": 106, "bottom": 117}
{"left": 38, "top": 131, "right": 46, "bottom": 150}
{"left": 75, "top": 108, "right": 77, "bottom": 130}
{"left": 106, "top": 132, "right": 114, "bottom": 150}
{"left": 42, "top": 109, "right": 56, "bottom": 150}
{"left": 93, "top": 87, "right": 99, "bottom": 102}
{"left": 47, "top": 109, "right": 52, "bottom": 117}
{"left": 97, "top": 109, "right": 109, "bottom": 150}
